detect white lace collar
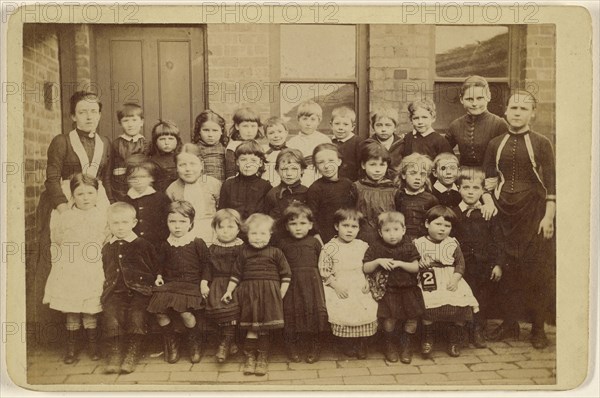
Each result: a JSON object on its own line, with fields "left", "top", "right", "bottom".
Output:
{"left": 119, "top": 133, "right": 144, "bottom": 143}
{"left": 404, "top": 187, "right": 425, "bottom": 195}
{"left": 109, "top": 231, "right": 137, "bottom": 244}
{"left": 212, "top": 237, "right": 244, "bottom": 248}
{"left": 127, "top": 186, "right": 156, "bottom": 199}
{"left": 167, "top": 232, "right": 195, "bottom": 247}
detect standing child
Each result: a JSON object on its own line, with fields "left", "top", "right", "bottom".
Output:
{"left": 402, "top": 99, "right": 453, "bottom": 160}
{"left": 432, "top": 153, "right": 462, "bottom": 207}
{"left": 287, "top": 100, "right": 331, "bottom": 187}
{"left": 394, "top": 153, "right": 439, "bottom": 241}
{"left": 111, "top": 103, "right": 147, "bottom": 202}
{"left": 363, "top": 212, "right": 424, "bottom": 364}
{"left": 414, "top": 206, "right": 479, "bottom": 358}
{"left": 330, "top": 106, "right": 362, "bottom": 182}
{"left": 148, "top": 201, "right": 212, "bottom": 364}
{"left": 277, "top": 203, "right": 328, "bottom": 363}
{"left": 123, "top": 161, "right": 170, "bottom": 249}
{"left": 362, "top": 107, "right": 404, "bottom": 175}
{"left": 147, "top": 120, "right": 182, "bottom": 192}
{"left": 43, "top": 174, "right": 108, "bottom": 364}
{"left": 319, "top": 209, "right": 377, "bottom": 359}
{"left": 452, "top": 167, "right": 505, "bottom": 348}
{"left": 306, "top": 143, "right": 357, "bottom": 244}
{"left": 218, "top": 140, "right": 272, "bottom": 220}
{"left": 262, "top": 117, "right": 289, "bottom": 186}
{"left": 225, "top": 107, "right": 263, "bottom": 179}
{"left": 222, "top": 214, "right": 291, "bottom": 376}
{"left": 354, "top": 141, "right": 398, "bottom": 244}
{"left": 193, "top": 109, "right": 228, "bottom": 182}
{"left": 101, "top": 202, "right": 160, "bottom": 374}
{"left": 206, "top": 209, "right": 244, "bottom": 363}
{"left": 166, "top": 143, "right": 221, "bottom": 245}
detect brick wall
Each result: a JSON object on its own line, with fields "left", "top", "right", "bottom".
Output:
{"left": 206, "top": 24, "right": 273, "bottom": 131}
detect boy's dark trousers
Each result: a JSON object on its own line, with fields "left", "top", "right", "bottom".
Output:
{"left": 464, "top": 267, "right": 498, "bottom": 347}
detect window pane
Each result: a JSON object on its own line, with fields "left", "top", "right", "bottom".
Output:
{"left": 436, "top": 26, "right": 509, "bottom": 78}
{"left": 432, "top": 82, "right": 509, "bottom": 135}
{"left": 281, "top": 25, "right": 356, "bottom": 79}
{"left": 280, "top": 83, "right": 356, "bottom": 135}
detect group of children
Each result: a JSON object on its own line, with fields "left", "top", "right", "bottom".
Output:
{"left": 42, "top": 75, "right": 554, "bottom": 377}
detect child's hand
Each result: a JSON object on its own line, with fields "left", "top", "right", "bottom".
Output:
{"left": 200, "top": 281, "right": 210, "bottom": 300}
{"left": 490, "top": 266, "right": 503, "bottom": 282}
{"left": 446, "top": 280, "right": 458, "bottom": 292}
{"left": 330, "top": 281, "right": 348, "bottom": 299}
{"left": 378, "top": 258, "right": 395, "bottom": 271}
{"left": 362, "top": 280, "right": 370, "bottom": 294}
{"left": 221, "top": 291, "right": 233, "bottom": 304}
{"left": 481, "top": 201, "right": 498, "bottom": 221}
{"left": 419, "top": 254, "right": 433, "bottom": 270}
{"left": 155, "top": 275, "right": 164, "bottom": 286}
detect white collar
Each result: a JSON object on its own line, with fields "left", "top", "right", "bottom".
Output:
{"left": 404, "top": 187, "right": 425, "bottom": 195}
{"left": 333, "top": 133, "right": 354, "bottom": 143}
{"left": 433, "top": 180, "right": 458, "bottom": 193}
{"left": 377, "top": 135, "right": 394, "bottom": 150}
{"left": 119, "top": 133, "right": 144, "bottom": 143}
{"left": 458, "top": 200, "right": 482, "bottom": 214}
{"left": 109, "top": 231, "right": 137, "bottom": 244}
{"left": 127, "top": 186, "right": 156, "bottom": 199}
{"left": 167, "top": 232, "right": 196, "bottom": 247}
{"left": 212, "top": 237, "right": 244, "bottom": 248}
{"left": 412, "top": 127, "right": 435, "bottom": 137}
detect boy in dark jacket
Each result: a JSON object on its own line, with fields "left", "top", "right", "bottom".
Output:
{"left": 102, "top": 202, "right": 160, "bottom": 374}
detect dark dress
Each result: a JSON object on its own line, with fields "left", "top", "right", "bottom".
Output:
{"left": 110, "top": 135, "right": 148, "bottom": 201}
{"left": 123, "top": 190, "right": 171, "bottom": 249}
{"left": 276, "top": 236, "right": 329, "bottom": 334}
{"left": 218, "top": 174, "right": 272, "bottom": 220}
{"left": 264, "top": 182, "right": 309, "bottom": 221}
{"left": 354, "top": 178, "right": 398, "bottom": 244}
{"left": 230, "top": 245, "right": 292, "bottom": 331}
{"left": 196, "top": 140, "right": 226, "bottom": 182}
{"left": 402, "top": 130, "right": 453, "bottom": 160}
{"left": 147, "top": 237, "right": 213, "bottom": 313}
{"left": 332, "top": 134, "right": 363, "bottom": 182}
{"left": 205, "top": 240, "right": 244, "bottom": 325}
{"left": 364, "top": 236, "right": 425, "bottom": 320}
{"left": 394, "top": 189, "right": 439, "bottom": 241}
{"left": 306, "top": 177, "right": 358, "bottom": 243}
{"left": 149, "top": 152, "right": 178, "bottom": 192}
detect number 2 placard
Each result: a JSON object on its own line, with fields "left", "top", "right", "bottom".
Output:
{"left": 420, "top": 270, "right": 437, "bottom": 292}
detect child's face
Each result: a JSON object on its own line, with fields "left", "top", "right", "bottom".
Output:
{"left": 120, "top": 115, "right": 144, "bottom": 137}
{"left": 298, "top": 114, "right": 321, "bottom": 135}
{"left": 426, "top": 216, "right": 452, "bottom": 241}
{"left": 127, "top": 168, "right": 153, "bottom": 193}
{"left": 460, "top": 86, "right": 490, "bottom": 116}
{"left": 237, "top": 154, "right": 262, "bottom": 176}
{"left": 330, "top": 116, "right": 354, "bottom": 140}
{"left": 72, "top": 184, "right": 98, "bottom": 211}
{"left": 247, "top": 223, "right": 272, "bottom": 249}
{"left": 266, "top": 124, "right": 288, "bottom": 147}
{"left": 199, "top": 120, "right": 223, "bottom": 146}
{"left": 236, "top": 121, "right": 259, "bottom": 141}
{"left": 458, "top": 179, "right": 484, "bottom": 205}
{"left": 372, "top": 117, "right": 396, "bottom": 141}
{"left": 505, "top": 94, "right": 535, "bottom": 131}
{"left": 403, "top": 164, "right": 429, "bottom": 192}
{"left": 379, "top": 221, "right": 406, "bottom": 246}
{"left": 286, "top": 215, "right": 313, "bottom": 240}
{"left": 362, "top": 157, "right": 388, "bottom": 182}
{"left": 215, "top": 218, "right": 240, "bottom": 244}
{"left": 410, "top": 107, "right": 435, "bottom": 134}
{"left": 277, "top": 160, "right": 303, "bottom": 186}
{"left": 177, "top": 152, "right": 203, "bottom": 183}
{"left": 108, "top": 211, "right": 137, "bottom": 239}
{"left": 314, "top": 149, "right": 341, "bottom": 180}
{"left": 433, "top": 160, "right": 459, "bottom": 187}
{"left": 335, "top": 218, "right": 360, "bottom": 243}
{"left": 167, "top": 212, "right": 193, "bottom": 238}
{"left": 71, "top": 99, "right": 101, "bottom": 133}
{"left": 156, "top": 135, "right": 178, "bottom": 153}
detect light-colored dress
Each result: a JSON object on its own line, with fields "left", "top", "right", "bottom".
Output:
{"left": 43, "top": 206, "right": 108, "bottom": 314}
{"left": 319, "top": 237, "right": 378, "bottom": 337}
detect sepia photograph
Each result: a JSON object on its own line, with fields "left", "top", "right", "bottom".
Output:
{"left": 1, "top": 1, "right": 595, "bottom": 393}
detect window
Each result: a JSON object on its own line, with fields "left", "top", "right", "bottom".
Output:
{"left": 433, "top": 25, "right": 520, "bottom": 134}
{"left": 273, "top": 25, "right": 368, "bottom": 137}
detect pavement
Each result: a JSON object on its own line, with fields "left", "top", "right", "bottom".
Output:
{"left": 26, "top": 321, "right": 556, "bottom": 387}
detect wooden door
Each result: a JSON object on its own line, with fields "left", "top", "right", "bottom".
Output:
{"left": 94, "top": 25, "right": 205, "bottom": 142}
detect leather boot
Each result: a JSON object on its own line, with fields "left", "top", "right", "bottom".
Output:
{"left": 63, "top": 329, "right": 79, "bottom": 364}
{"left": 357, "top": 337, "right": 368, "bottom": 360}
{"left": 85, "top": 328, "right": 101, "bottom": 361}
{"left": 341, "top": 337, "right": 357, "bottom": 358}
{"left": 399, "top": 332, "right": 414, "bottom": 364}
{"left": 104, "top": 336, "right": 122, "bottom": 374}
{"left": 162, "top": 325, "right": 180, "bottom": 364}
{"left": 187, "top": 326, "right": 202, "bottom": 364}
{"left": 421, "top": 324, "right": 434, "bottom": 358}
{"left": 285, "top": 332, "right": 301, "bottom": 363}
{"left": 471, "top": 321, "right": 487, "bottom": 348}
{"left": 447, "top": 325, "right": 461, "bottom": 357}
{"left": 530, "top": 323, "right": 549, "bottom": 349}
{"left": 242, "top": 339, "right": 257, "bottom": 375}
{"left": 383, "top": 331, "right": 398, "bottom": 363}
{"left": 216, "top": 335, "right": 233, "bottom": 363}
{"left": 254, "top": 350, "right": 268, "bottom": 376}
{"left": 305, "top": 334, "right": 320, "bottom": 364}
{"left": 487, "top": 321, "right": 520, "bottom": 341}
{"left": 120, "top": 334, "right": 143, "bottom": 374}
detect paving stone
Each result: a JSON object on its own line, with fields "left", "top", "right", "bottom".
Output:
{"left": 491, "top": 346, "right": 539, "bottom": 355}
{"left": 524, "top": 352, "right": 557, "bottom": 360}
{"left": 481, "top": 378, "right": 535, "bottom": 385}
{"left": 338, "top": 359, "right": 386, "bottom": 368}
{"left": 65, "top": 374, "right": 119, "bottom": 384}
{"left": 460, "top": 348, "right": 494, "bottom": 356}
{"left": 484, "top": 341, "right": 511, "bottom": 349}
{"left": 394, "top": 373, "right": 449, "bottom": 384}
{"left": 432, "top": 356, "right": 482, "bottom": 365}
{"left": 506, "top": 340, "right": 537, "bottom": 348}
{"left": 42, "top": 364, "right": 99, "bottom": 376}
{"left": 419, "top": 364, "right": 469, "bottom": 374}
{"left": 291, "top": 377, "right": 344, "bottom": 385}
{"left": 343, "top": 375, "right": 397, "bottom": 385}
{"left": 445, "top": 371, "right": 502, "bottom": 381}
{"left": 288, "top": 361, "right": 336, "bottom": 370}
{"left": 469, "top": 363, "right": 519, "bottom": 372}
{"left": 142, "top": 362, "right": 193, "bottom": 372}
{"left": 190, "top": 362, "right": 242, "bottom": 372}
{"left": 318, "top": 367, "right": 370, "bottom": 378}
{"left": 497, "top": 369, "right": 552, "bottom": 379}
{"left": 368, "top": 366, "right": 420, "bottom": 376}
{"left": 475, "top": 354, "right": 527, "bottom": 363}
{"left": 533, "top": 377, "right": 557, "bottom": 385}
{"left": 515, "top": 360, "right": 556, "bottom": 369}
{"left": 436, "top": 380, "right": 482, "bottom": 385}
{"left": 117, "top": 371, "right": 171, "bottom": 383}
{"left": 27, "top": 375, "right": 68, "bottom": 385}
{"left": 169, "top": 371, "right": 219, "bottom": 383}
{"left": 398, "top": 357, "right": 435, "bottom": 366}
{"left": 268, "top": 370, "right": 318, "bottom": 381}
{"left": 216, "top": 372, "right": 259, "bottom": 383}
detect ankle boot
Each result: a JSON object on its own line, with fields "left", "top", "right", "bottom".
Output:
{"left": 399, "top": 332, "right": 414, "bottom": 364}
{"left": 63, "top": 329, "right": 79, "bottom": 364}
{"left": 216, "top": 335, "right": 233, "bottom": 363}
{"left": 242, "top": 339, "right": 257, "bottom": 375}
{"left": 383, "top": 331, "right": 398, "bottom": 363}
{"left": 285, "top": 332, "right": 301, "bottom": 363}
{"left": 187, "top": 327, "right": 202, "bottom": 364}
{"left": 530, "top": 323, "right": 549, "bottom": 349}
{"left": 105, "top": 336, "right": 122, "bottom": 374}
{"left": 85, "top": 328, "right": 101, "bottom": 361}
{"left": 357, "top": 337, "right": 368, "bottom": 360}
{"left": 254, "top": 350, "right": 268, "bottom": 376}
{"left": 305, "top": 334, "right": 320, "bottom": 364}
{"left": 447, "top": 325, "right": 461, "bottom": 357}
{"left": 470, "top": 321, "right": 487, "bottom": 348}
{"left": 487, "top": 321, "right": 520, "bottom": 341}
{"left": 162, "top": 325, "right": 180, "bottom": 364}
{"left": 120, "top": 334, "right": 143, "bottom": 374}
{"left": 421, "top": 324, "right": 434, "bottom": 358}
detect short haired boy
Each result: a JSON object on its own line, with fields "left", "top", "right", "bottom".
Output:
{"left": 432, "top": 153, "right": 462, "bottom": 207}
{"left": 451, "top": 167, "right": 505, "bottom": 348}
{"left": 330, "top": 106, "right": 363, "bottom": 181}
{"left": 111, "top": 103, "right": 147, "bottom": 201}
{"left": 101, "top": 202, "right": 160, "bottom": 374}
{"left": 362, "top": 107, "right": 404, "bottom": 175}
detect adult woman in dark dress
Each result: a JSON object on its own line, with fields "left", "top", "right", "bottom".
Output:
{"left": 482, "top": 90, "right": 555, "bottom": 349}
